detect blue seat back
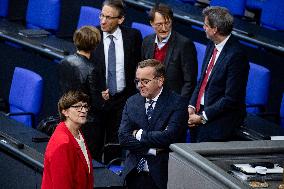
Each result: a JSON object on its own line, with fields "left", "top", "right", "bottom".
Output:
{"left": 131, "top": 22, "right": 154, "bottom": 39}
{"left": 261, "top": 0, "right": 284, "bottom": 30}
{"left": 246, "top": 63, "right": 270, "bottom": 114}
{"left": 280, "top": 94, "right": 284, "bottom": 128}
{"left": 210, "top": 0, "right": 246, "bottom": 17}
{"left": 26, "top": 0, "right": 61, "bottom": 31}
{"left": 9, "top": 67, "right": 43, "bottom": 127}
{"left": 246, "top": 0, "right": 266, "bottom": 10}
{"left": 0, "top": 0, "right": 9, "bottom": 17}
{"left": 193, "top": 42, "right": 206, "bottom": 80}
{"left": 77, "top": 6, "right": 101, "bottom": 29}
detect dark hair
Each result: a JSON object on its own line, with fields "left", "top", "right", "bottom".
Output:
{"left": 148, "top": 3, "right": 173, "bottom": 22}
{"left": 73, "top": 26, "right": 101, "bottom": 52}
{"left": 102, "top": 0, "right": 126, "bottom": 17}
{"left": 138, "top": 59, "right": 165, "bottom": 78}
{"left": 58, "top": 90, "right": 90, "bottom": 121}
{"left": 202, "top": 6, "right": 233, "bottom": 36}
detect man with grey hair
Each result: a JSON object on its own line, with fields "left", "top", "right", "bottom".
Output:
{"left": 188, "top": 6, "right": 249, "bottom": 142}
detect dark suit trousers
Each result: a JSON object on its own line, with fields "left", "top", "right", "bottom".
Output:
{"left": 126, "top": 169, "right": 159, "bottom": 189}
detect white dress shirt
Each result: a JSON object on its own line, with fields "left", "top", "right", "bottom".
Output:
{"left": 103, "top": 27, "right": 125, "bottom": 93}
{"left": 135, "top": 88, "right": 163, "bottom": 171}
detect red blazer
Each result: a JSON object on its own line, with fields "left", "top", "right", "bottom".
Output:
{"left": 41, "top": 122, "right": 94, "bottom": 189}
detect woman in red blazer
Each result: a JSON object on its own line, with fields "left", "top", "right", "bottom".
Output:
{"left": 42, "top": 90, "right": 94, "bottom": 189}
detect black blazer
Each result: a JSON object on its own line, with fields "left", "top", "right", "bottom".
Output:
{"left": 90, "top": 26, "right": 142, "bottom": 110}
{"left": 190, "top": 36, "right": 249, "bottom": 142}
{"left": 58, "top": 53, "right": 94, "bottom": 96}
{"left": 118, "top": 89, "right": 188, "bottom": 189}
{"left": 141, "top": 31, "right": 197, "bottom": 99}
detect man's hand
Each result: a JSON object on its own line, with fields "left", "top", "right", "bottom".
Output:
{"left": 102, "top": 89, "right": 110, "bottom": 100}
{"left": 188, "top": 107, "right": 195, "bottom": 115}
{"left": 188, "top": 114, "right": 202, "bottom": 128}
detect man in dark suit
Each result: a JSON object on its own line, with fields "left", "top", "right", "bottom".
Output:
{"left": 118, "top": 59, "right": 188, "bottom": 189}
{"left": 90, "top": 0, "right": 142, "bottom": 161}
{"left": 141, "top": 4, "right": 197, "bottom": 99}
{"left": 188, "top": 6, "right": 249, "bottom": 142}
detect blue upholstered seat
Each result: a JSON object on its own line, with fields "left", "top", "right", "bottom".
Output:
{"left": 131, "top": 22, "right": 154, "bottom": 39}
{"left": 8, "top": 67, "right": 43, "bottom": 127}
{"left": 0, "top": 0, "right": 9, "bottom": 17}
{"left": 26, "top": 0, "right": 61, "bottom": 31}
{"left": 210, "top": 0, "right": 246, "bottom": 17}
{"left": 193, "top": 41, "right": 206, "bottom": 80}
{"left": 246, "top": 63, "right": 270, "bottom": 114}
{"left": 77, "top": 6, "right": 101, "bottom": 29}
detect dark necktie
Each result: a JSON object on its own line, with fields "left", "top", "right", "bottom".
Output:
{"left": 196, "top": 48, "right": 218, "bottom": 113}
{"left": 137, "top": 99, "right": 155, "bottom": 173}
{"left": 146, "top": 100, "right": 155, "bottom": 120}
{"left": 107, "top": 35, "right": 117, "bottom": 96}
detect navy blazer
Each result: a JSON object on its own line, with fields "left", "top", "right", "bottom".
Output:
{"left": 190, "top": 36, "right": 249, "bottom": 142}
{"left": 142, "top": 31, "right": 197, "bottom": 99}
{"left": 118, "top": 89, "right": 188, "bottom": 189}
{"left": 90, "top": 26, "right": 142, "bottom": 110}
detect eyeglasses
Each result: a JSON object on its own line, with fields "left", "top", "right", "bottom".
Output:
{"left": 134, "top": 77, "right": 157, "bottom": 86}
{"left": 70, "top": 104, "right": 90, "bottom": 111}
{"left": 99, "top": 13, "right": 120, "bottom": 21}
{"left": 153, "top": 21, "right": 172, "bottom": 29}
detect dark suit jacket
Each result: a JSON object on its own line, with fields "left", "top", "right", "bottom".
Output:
{"left": 189, "top": 36, "right": 249, "bottom": 142}
{"left": 90, "top": 26, "right": 142, "bottom": 110}
{"left": 42, "top": 122, "right": 93, "bottom": 189}
{"left": 141, "top": 31, "right": 197, "bottom": 98}
{"left": 118, "top": 89, "right": 188, "bottom": 189}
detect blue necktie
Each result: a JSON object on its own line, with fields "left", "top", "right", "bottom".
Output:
{"left": 107, "top": 35, "right": 117, "bottom": 96}
{"left": 137, "top": 100, "right": 155, "bottom": 173}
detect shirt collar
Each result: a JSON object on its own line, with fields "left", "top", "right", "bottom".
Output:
{"left": 155, "top": 32, "right": 171, "bottom": 45}
{"left": 146, "top": 87, "right": 163, "bottom": 103}
{"left": 103, "top": 27, "right": 122, "bottom": 40}
{"left": 215, "top": 34, "right": 231, "bottom": 52}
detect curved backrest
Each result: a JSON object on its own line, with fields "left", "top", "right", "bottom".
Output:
{"left": 280, "top": 93, "right": 284, "bottom": 128}
{"left": 131, "top": 22, "right": 154, "bottom": 39}
{"left": 9, "top": 67, "right": 43, "bottom": 127}
{"left": 246, "top": 63, "right": 270, "bottom": 114}
{"left": 0, "top": 0, "right": 9, "bottom": 17}
{"left": 77, "top": 6, "right": 101, "bottom": 29}
{"left": 210, "top": 0, "right": 246, "bottom": 17}
{"left": 261, "top": 0, "right": 284, "bottom": 30}
{"left": 26, "top": 0, "right": 61, "bottom": 31}
{"left": 193, "top": 42, "right": 206, "bottom": 80}
{"left": 246, "top": 0, "right": 266, "bottom": 10}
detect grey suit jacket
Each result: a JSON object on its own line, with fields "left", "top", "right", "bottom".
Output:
{"left": 141, "top": 31, "right": 197, "bottom": 99}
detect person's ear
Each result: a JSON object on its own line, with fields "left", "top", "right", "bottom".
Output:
{"left": 118, "top": 16, "right": 125, "bottom": 25}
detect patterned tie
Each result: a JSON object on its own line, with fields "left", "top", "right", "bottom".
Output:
{"left": 146, "top": 100, "right": 155, "bottom": 120}
{"left": 107, "top": 35, "right": 117, "bottom": 96}
{"left": 137, "top": 99, "right": 155, "bottom": 173}
{"left": 196, "top": 48, "right": 218, "bottom": 113}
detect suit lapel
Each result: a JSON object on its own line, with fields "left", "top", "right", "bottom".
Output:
{"left": 121, "top": 27, "right": 131, "bottom": 79}
{"left": 134, "top": 95, "right": 149, "bottom": 130}
{"left": 147, "top": 35, "right": 156, "bottom": 59}
{"left": 163, "top": 32, "right": 175, "bottom": 70}
{"left": 200, "top": 44, "right": 214, "bottom": 81}
{"left": 148, "top": 89, "right": 169, "bottom": 130}
{"left": 63, "top": 125, "right": 90, "bottom": 174}
{"left": 208, "top": 36, "right": 233, "bottom": 82}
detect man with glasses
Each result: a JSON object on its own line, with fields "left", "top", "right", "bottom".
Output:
{"left": 91, "top": 0, "right": 142, "bottom": 162}
{"left": 118, "top": 59, "right": 188, "bottom": 189}
{"left": 142, "top": 4, "right": 197, "bottom": 100}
